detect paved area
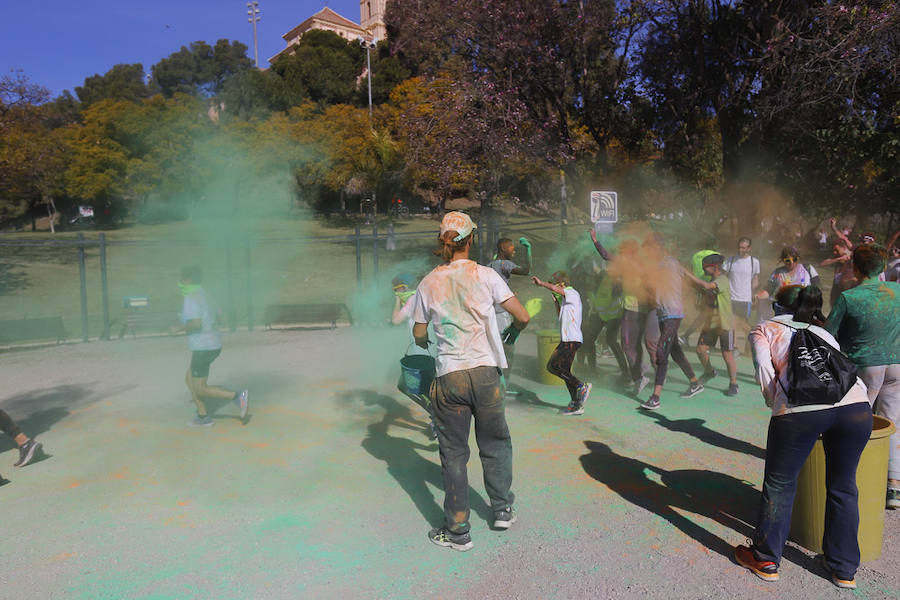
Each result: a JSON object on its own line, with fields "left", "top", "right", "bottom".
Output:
{"left": 1, "top": 328, "right": 898, "bottom": 599}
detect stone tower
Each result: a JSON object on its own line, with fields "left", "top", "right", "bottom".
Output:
{"left": 360, "top": 0, "right": 387, "bottom": 40}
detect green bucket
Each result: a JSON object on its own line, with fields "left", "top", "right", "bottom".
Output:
{"left": 400, "top": 354, "right": 436, "bottom": 395}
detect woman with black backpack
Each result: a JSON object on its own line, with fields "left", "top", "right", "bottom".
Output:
{"left": 734, "top": 285, "right": 872, "bottom": 589}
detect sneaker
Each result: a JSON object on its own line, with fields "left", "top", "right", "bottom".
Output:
{"left": 700, "top": 368, "right": 718, "bottom": 382}
{"left": 14, "top": 439, "right": 42, "bottom": 468}
{"left": 235, "top": 389, "right": 249, "bottom": 420}
{"left": 428, "top": 527, "right": 473, "bottom": 552}
{"left": 578, "top": 382, "right": 592, "bottom": 406}
{"left": 679, "top": 381, "right": 705, "bottom": 398}
{"left": 734, "top": 544, "right": 779, "bottom": 582}
{"left": 561, "top": 402, "right": 584, "bottom": 416}
{"left": 632, "top": 375, "right": 650, "bottom": 397}
{"left": 725, "top": 383, "right": 739, "bottom": 396}
{"left": 816, "top": 555, "right": 857, "bottom": 589}
{"left": 187, "top": 415, "right": 214, "bottom": 427}
{"left": 831, "top": 574, "right": 857, "bottom": 589}
{"left": 493, "top": 507, "right": 517, "bottom": 529}
{"left": 887, "top": 487, "right": 900, "bottom": 510}
{"left": 639, "top": 395, "right": 660, "bottom": 410}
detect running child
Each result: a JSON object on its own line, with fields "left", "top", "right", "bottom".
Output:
{"left": 532, "top": 272, "right": 591, "bottom": 415}
{"left": 172, "top": 266, "right": 249, "bottom": 427}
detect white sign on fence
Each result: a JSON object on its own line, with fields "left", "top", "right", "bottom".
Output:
{"left": 590, "top": 191, "right": 618, "bottom": 223}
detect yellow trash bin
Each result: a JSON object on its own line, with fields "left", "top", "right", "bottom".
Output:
{"left": 789, "top": 414, "right": 896, "bottom": 561}
{"left": 535, "top": 329, "right": 564, "bottom": 386}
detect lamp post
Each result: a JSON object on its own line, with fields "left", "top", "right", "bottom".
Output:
{"left": 358, "top": 37, "right": 377, "bottom": 123}
{"left": 359, "top": 38, "right": 378, "bottom": 217}
{"left": 247, "top": 2, "right": 261, "bottom": 68}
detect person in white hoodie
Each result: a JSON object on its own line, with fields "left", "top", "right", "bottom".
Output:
{"left": 734, "top": 284, "right": 872, "bottom": 590}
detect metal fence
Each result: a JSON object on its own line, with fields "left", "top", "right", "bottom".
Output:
{"left": 0, "top": 216, "right": 565, "bottom": 346}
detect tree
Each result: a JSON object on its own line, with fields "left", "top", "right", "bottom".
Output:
{"left": 386, "top": 0, "right": 650, "bottom": 208}
{"left": 75, "top": 63, "right": 150, "bottom": 106}
{"left": 269, "top": 30, "right": 363, "bottom": 106}
{"left": 151, "top": 39, "right": 253, "bottom": 97}
{"left": 755, "top": 2, "right": 900, "bottom": 228}
{"left": 0, "top": 71, "right": 67, "bottom": 230}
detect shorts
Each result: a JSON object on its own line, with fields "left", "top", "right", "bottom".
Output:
{"left": 190, "top": 349, "right": 222, "bottom": 378}
{"left": 698, "top": 328, "right": 734, "bottom": 351}
{"left": 731, "top": 301, "right": 752, "bottom": 321}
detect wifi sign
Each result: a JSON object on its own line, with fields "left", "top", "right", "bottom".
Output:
{"left": 590, "top": 191, "right": 618, "bottom": 223}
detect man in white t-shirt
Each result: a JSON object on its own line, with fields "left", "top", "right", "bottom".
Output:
{"left": 172, "top": 266, "right": 248, "bottom": 427}
{"left": 532, "top": 271, "right": 591, "bottom": 415}
{"left": 724, "top": 237, "right": 760, "bottom": 348}
{"left": 413, "top": 212, "right": 530, "bottom": 552}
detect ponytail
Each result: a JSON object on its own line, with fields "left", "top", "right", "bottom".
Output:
{"left": 434, "top": 231, "right": 473, "bottom": 262}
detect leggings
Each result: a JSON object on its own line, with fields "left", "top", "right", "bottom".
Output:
{"left": 0, "top": 409, "right": 23, "bottom": 440}
{"left": 654, "top": 317, "right": 696, "bottom": 387}
{"left": 621, "top": 310, "right": 645, "bottom": 382}
{"left": 548, "top": 342, "right": 584, "bottom": 402}
{"left": 581, "top": 314, "right": 629, "bottom": 378}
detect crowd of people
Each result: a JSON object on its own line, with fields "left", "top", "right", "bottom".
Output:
{"left": 394, "top": 211, "right": 899, "bottom": 591}
{"left": 3, "top": 210, "right": 895, "bottom": 591}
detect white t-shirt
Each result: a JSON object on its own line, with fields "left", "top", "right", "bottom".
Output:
{"left": 182, "top": 287, "right": 223, "bottom": 351}
{"left": 724, "top": 255, "right": 760, "bottom": 302}
{"left": 396, "top": 293, "right": 430, "bottom": 356}
{"left": 413, "top": 259, "right": 513, "bottom": 377}
{"left": 558, "top": 287, "right": 584, "bottom": 343}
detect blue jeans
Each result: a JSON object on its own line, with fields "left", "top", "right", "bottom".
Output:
{"left": 752, "top": 402, "right": 873, "bottom": 579}
{"left": 432, "top": 366, "right": 514, "bottom": 534}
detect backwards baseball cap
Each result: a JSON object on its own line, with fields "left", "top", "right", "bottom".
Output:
{"left": 702, "top": 253, "right": 725, "bottom": 267}
{"left": 440, "top": 211, "right": 476, "bottom": 242}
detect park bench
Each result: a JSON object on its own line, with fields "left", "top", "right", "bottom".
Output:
{"left": 0, "top": 316, "right": 67, "bottom": 345}
{"left": 263, "top": 303, "right": 353, "bottom": 330}
{"left": 117, "top": 295, "right": 180, "bottom": 339}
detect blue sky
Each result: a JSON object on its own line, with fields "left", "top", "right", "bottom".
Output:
{"left": 1, "top": 0, "right": 361, "bottom": 98}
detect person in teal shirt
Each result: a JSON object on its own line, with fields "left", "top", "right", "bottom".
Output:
{"left": 826, "top": 244, "right": 900, "bottom": 509}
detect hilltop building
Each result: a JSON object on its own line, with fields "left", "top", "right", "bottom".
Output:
{"left": 269, "top": 2, "right": 386, "bottom": 63}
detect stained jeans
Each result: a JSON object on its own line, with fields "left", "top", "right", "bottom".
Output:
{"left": 431, "top": 366, "right": 514, "bottom": 535}
{"left": 859, "top": 364, "right": 900, "bottom": 481}
{"left": 752, "top": 402, "right": 872, "bottom": 579}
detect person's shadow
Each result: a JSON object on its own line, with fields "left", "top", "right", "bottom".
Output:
{"left": 579, "top": 441, "right": 813, "bottom": 568}
{"left": 642, "top": 412, "right": 766, "bottom": 459}
{"left": 342, "top": 390, "right": 492, "bottom": 528}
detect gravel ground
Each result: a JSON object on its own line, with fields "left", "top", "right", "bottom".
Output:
{"left": 1, "top": 328, "right": 898, "bottom": 599}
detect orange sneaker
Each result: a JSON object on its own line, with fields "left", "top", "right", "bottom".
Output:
{"left": 734, "top": 544, "right": 779, "bottom": 582}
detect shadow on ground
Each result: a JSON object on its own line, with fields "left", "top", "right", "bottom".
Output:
{"left": 641, "top": 412, "right": 766, "bottom": 460}
{"left": 0, "top": 383, "right": 132, "bottom": 452}
{"left": 579, "top": 441, "right": 815, "bottom": 571}
{"left": 338, "top": 388, "right": 493, "bottom": 529}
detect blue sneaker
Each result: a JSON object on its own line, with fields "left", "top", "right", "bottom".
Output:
{"left": 235, "top": 389, "right": 249, "bottom": 420}
{"left": 187, "top": 415, "right": 213, "bottom": 427}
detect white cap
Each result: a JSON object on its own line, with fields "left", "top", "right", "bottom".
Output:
{"left": 440, "top": 211, "right": 476, "bottom": 242}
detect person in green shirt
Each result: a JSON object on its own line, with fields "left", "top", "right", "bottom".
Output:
{"left": 685, "top": 254, "right": 739, "bottom": 395}
{"left": 825, "top": 243, "right": 900, "bottom": 509}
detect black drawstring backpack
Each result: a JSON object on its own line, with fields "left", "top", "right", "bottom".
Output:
{"left": 776, "top": 322, "right": 858, "bottom": 406}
